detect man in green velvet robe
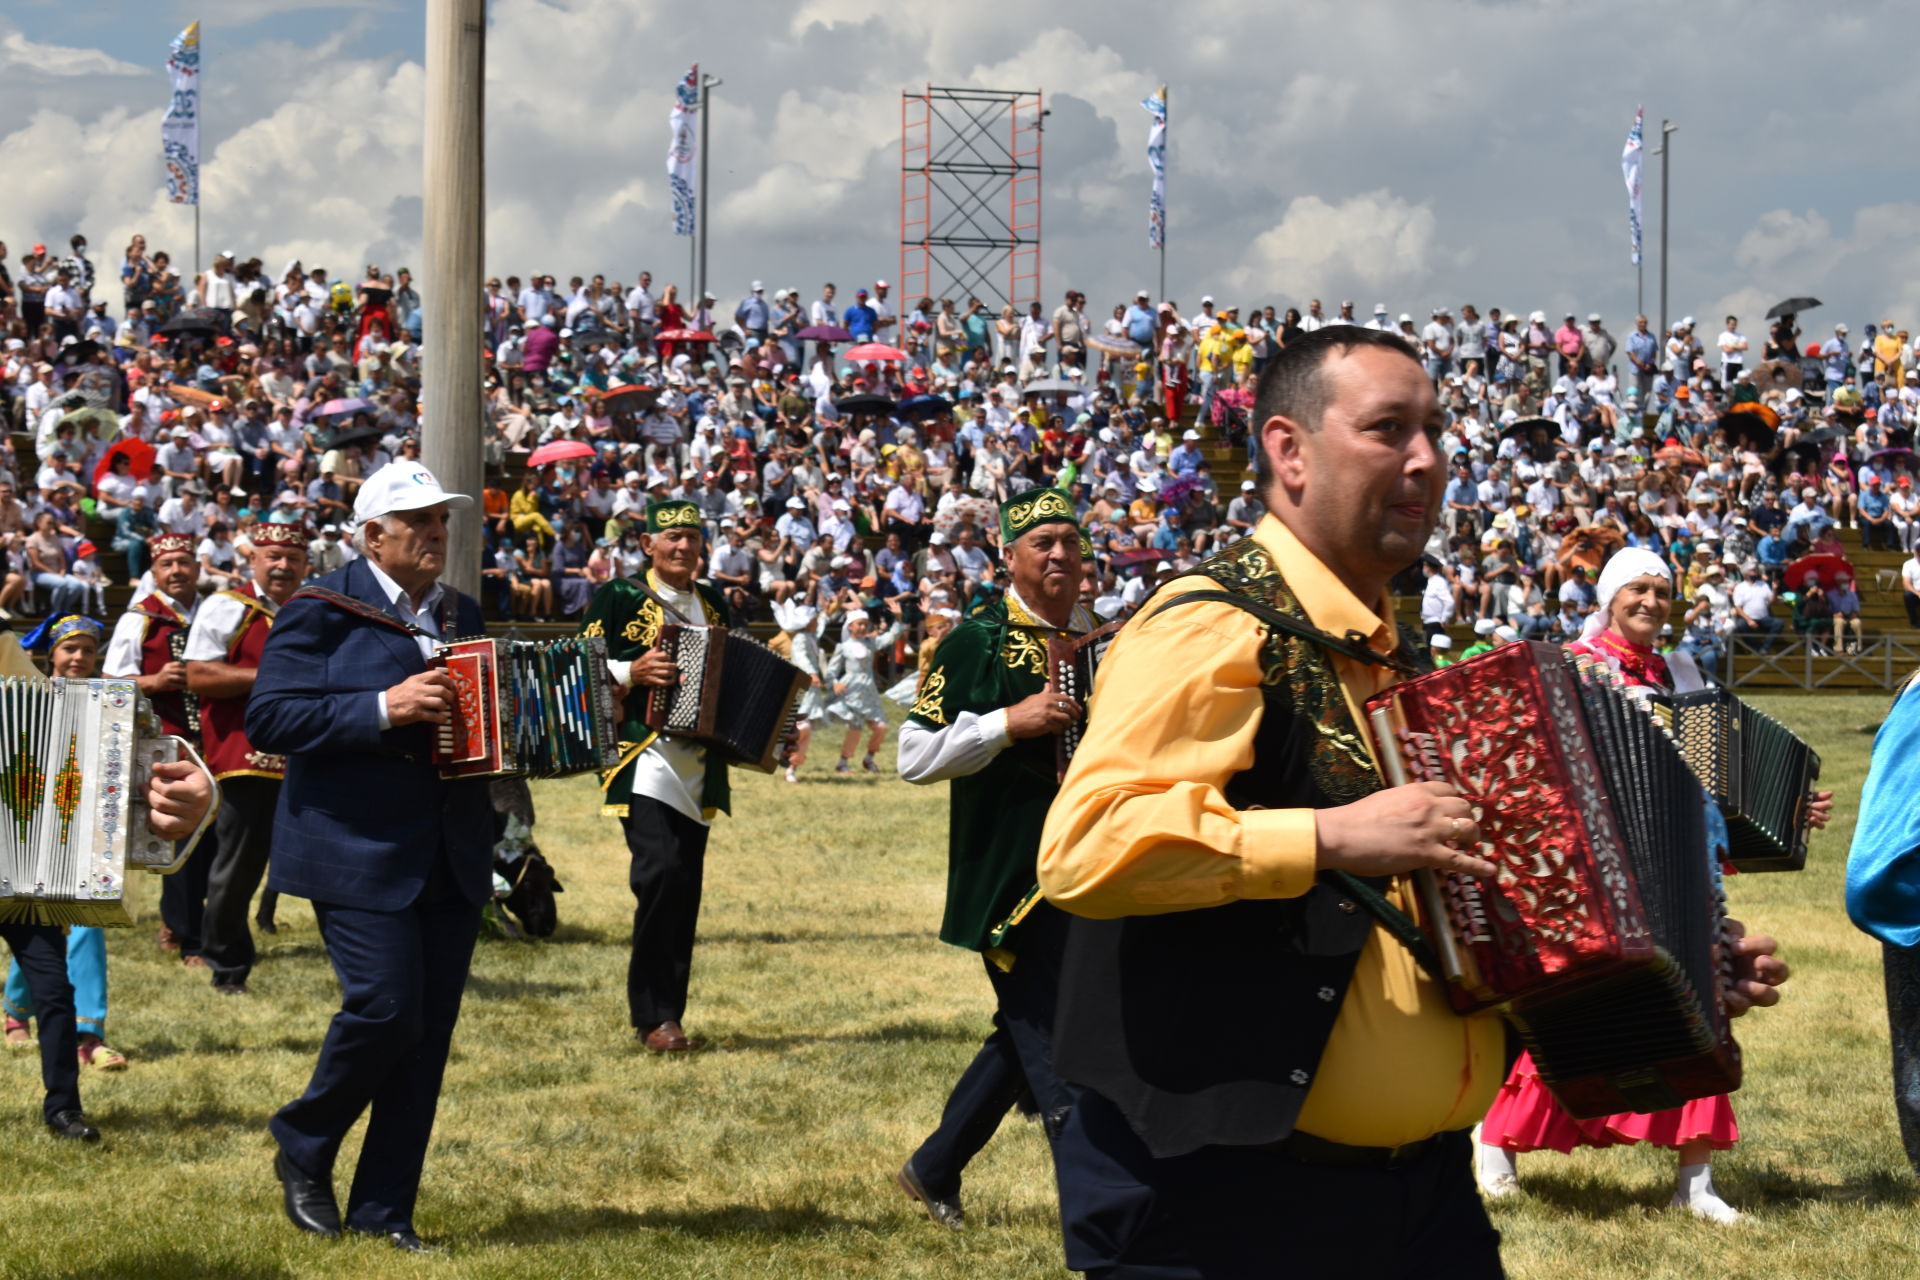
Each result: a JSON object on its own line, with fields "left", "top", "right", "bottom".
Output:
{"left": 580, "top": 498, "right": 730, "bottom": 1053}
{"left": 891, "top": 486, "right": 1100, "bottom": 1228}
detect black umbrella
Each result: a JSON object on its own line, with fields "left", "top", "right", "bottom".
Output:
{"left": 1798, "top": 425, "right": 1847, "bottom": 447}
{"left": 834, "top": 392, "right": 896, "bottom": 416}
{"left": 60, "top": 339, "right": 107, "bottom": 365}
{"left": 1765, "top": 297, "right": 1822, "bottom": 320}
{"left": 324, "top": 423, "right": 386, "bottom": 451}
{"left": 157, "top": 311, "right": 219, "bottom": 336}
{"left": 897, "top": 393, "right": 951, "bottom": 420}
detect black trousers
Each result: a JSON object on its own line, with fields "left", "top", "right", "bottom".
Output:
{"left": 1884, "top": 943, "right": 1920, "bottom": 1177}
{"left": 160, "top": 836, "right": 213, "bottom": 958}
{"left": 0, "top": 922, "right": 80, "bottom": 1121}
{"left": 1060, "top": 1089, "right": 1502, "bottom": 1280}
{"left": 203, "top": 776, "right": 279, "bottom": 986}
{"left": 911, "top": 902, "right": 1074, "bottom": 1197}
{"left": 270, "top": 850, "right": 479, "bottom": 1234}
{"left": 622, "top": 797, "right": 710, "bottom": 1030}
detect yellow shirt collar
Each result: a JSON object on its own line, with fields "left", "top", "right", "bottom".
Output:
{"left": 1249, "top": 514, "right": 1397, "bottom": 659}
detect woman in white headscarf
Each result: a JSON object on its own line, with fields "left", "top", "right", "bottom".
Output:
{"left": 1475, "top": 546, "right": 1831, "bottom": 1221}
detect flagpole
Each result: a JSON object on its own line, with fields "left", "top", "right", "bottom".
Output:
{"left": 695, "top": 72, "right": 719, "bottom": 305}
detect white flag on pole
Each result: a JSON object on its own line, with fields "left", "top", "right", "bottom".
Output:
{"left": 163, "top": 21, "right": 201, "bottom": 206}
{"left": 1142, "top": 85, "right": 1166, "bottom": 250}
{"left": 668, "top": 65, "right": 699, "bottom": 237}
{"left": 1622, "top": 106, "right": 1644, "bottom": 267}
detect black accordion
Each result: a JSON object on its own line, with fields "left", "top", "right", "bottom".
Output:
{"left": 1047, "top": 620, "right": 1124, "bottom": 780}
{"left": 1669, "top": 688, "right": 1821, "bottom": 872}
{"left": 1367, "top": 642, "right": 1742, "bottom": 1118}
{"left": 644, "top": 624, "right": 808, "bottom": 773}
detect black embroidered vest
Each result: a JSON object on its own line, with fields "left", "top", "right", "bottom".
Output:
{"left": 1051, "top": 538, "right": 1423, "bottom": 1159}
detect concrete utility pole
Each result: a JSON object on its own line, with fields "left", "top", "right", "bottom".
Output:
{"left": 1654, "top": 118, "right": 1677, "bottom": 342}
{"left": 421, "top": 0, "right": 486, "bottom": 598}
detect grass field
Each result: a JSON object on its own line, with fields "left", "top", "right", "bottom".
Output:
{"left": 0, "top": 694, "right": 1914, "bottom": 1279}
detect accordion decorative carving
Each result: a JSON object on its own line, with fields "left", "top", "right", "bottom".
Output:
{"left": 1367, "top": 642, "right": 1743, "bottom": 1119}
{"left": 0, "top": 678, "right": 212, "bottom": 928}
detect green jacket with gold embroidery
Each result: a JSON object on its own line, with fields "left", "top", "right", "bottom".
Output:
{"left": 579, "top": 573, "right": 733, "bottom": 818}
{"left": 908, "top": 593, "right": 1074, "bottom": 952}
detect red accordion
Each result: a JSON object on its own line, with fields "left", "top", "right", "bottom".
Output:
{"left": 1365, "top": 641, "right": 1739, "bottom": 1119}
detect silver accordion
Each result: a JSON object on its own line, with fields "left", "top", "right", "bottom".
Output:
{"left": 0, "top": 678, "right": 214, "bottom": 928}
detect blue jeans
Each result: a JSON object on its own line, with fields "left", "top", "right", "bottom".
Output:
{"left": 33, "top": 572, "right": 83, "bottom": 615}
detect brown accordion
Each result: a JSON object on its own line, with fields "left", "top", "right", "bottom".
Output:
{"left": 643, "top": 624, "right": 808, "bottom": 773}
{"left": 1047, "top": 620, "right": 1125, "bottom": 779}
{"left": 1365, "top": 641, "right": 1741, "bottom": 1119}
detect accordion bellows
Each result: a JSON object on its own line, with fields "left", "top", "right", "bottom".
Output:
{"left": 1671, "top": 688, "right": 1821, "bottom": 872}
{"left": 432, "top": 636, "right": 621, "bottom": 779}
{"left": 1367, "top": 642, "right": 1739, "bottom": 1119}
{"left": 644, "top": 624, "right": 807, "bottom": 773}
{"left": 0, "top": 678, "right": 197, "bottom": 927}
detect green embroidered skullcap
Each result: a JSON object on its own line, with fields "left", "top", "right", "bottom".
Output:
{"left": 645, "top": 498, "right": 703, "bottom": 534}
{"left": 998, "top": 487, "right": 1080, "bottom": 546}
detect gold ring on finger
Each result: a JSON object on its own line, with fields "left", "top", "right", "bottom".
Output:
{"left": 1448, "top": 817, "right": 1465, "bottom": 846}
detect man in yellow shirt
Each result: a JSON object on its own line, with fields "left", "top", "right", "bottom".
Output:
{"left": 1036, "top": 328, "right": 1787, "bottom": 1278}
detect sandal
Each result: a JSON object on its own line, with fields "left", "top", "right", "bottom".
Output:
{"left": 4, "top": 1017, "right": 29, "bottom": 1048}
{"left": 77, "top": 1036, "right": 127, "bottom": 1070}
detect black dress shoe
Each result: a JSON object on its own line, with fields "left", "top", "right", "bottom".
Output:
{"left": 896, "top": 1159, "right": 964, "bottom": 1229}
{"left": 46, "top": 1110, "right": 100, "bottom": 1143}
{"left": 351, "top": 1227, "right": 437, "bottom": 1254}
{"left": 274, "top": 1149, "right": 341, "bottom": 1237}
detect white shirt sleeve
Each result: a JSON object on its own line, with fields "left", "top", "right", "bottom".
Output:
{"left": 182, "top": 592, "right": 248, "bottom": 662}
{"left": 896, "top": 708, "right": 1012, "bottom": 784}
{"left": 101, "top": 612, "right": 148, "bottom": 678}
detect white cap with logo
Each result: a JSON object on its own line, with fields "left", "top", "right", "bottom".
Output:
{"left": 352, "top": 462, "right": 474, "bottom": 525}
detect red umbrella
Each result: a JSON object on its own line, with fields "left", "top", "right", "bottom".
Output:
{"left": 846, "top": 342, "right": 908, "bottom": 362}
{"left": 1654, "top": 445, "right": 1706, "bottom": 468}
{"left": 92, "top": 438, "right": 156, "bottom": 492}
{"left": 653, "top": 328, "right": 715, "bottom": 343}
{"left": 526, "top": 439, "right": 597, "bottom": 469}
{"left": 1783, "top": 553, "right": 1854, "bottom": 594}
{"left": 601, "top": 382, "right": 660, "bottom": 413}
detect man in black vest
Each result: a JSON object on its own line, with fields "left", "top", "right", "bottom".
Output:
{"left": 1037, "top": 327, "right": 1789, "bottom": 1279}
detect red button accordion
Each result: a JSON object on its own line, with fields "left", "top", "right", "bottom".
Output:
{"left": 643, "top": 624, "right": 808, "bottom": 774}
{"left": 431, "top": 636, "right": 620, "bottom": 779}
{"left": 1365, "top": 641, "right": 1742, "bottom": 1119}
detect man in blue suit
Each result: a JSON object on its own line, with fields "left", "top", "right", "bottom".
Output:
{"left": 247, "top": 462, "right": 484, "bottom": 1254}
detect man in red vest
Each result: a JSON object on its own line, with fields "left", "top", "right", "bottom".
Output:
{"left": 102, "top": 531, "right": 207, "bottom": 966}
{"left": 185, "top": 522, "right": 310, "bottom": 994}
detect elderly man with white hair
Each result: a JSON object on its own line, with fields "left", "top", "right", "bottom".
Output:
{"left": 247, "top": 462, "right": 488, "bottom": 1252}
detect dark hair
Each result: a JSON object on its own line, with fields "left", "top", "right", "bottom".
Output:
{"left": 1250, "top": 326, "right": 1420, "bottom": 494}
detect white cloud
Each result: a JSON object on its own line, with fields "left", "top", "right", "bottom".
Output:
{"left": 0, "top": 30, "right": 144, "bottom": 77}
{"left": 1228, "top": 190, "right": 1443, "bottom": 303}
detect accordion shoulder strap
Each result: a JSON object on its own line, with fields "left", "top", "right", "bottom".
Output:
{"left": 1323, "top": 870, "right": 1445, "bottom": 986}
{"left": 1148, "top": 589, "right": 1415, "bottom": 674}
{"left": 288, "top": 584, "right": 449, "bottom": 639}
{"left": 633, "top": 575, "right": 702, "bottom": 627}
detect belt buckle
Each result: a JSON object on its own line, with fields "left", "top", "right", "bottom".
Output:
{"left": 1382, "top": 1136, "right": 1430, "bottom": 1168}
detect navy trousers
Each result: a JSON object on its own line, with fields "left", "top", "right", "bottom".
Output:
{"left": 269, "top": 851, "right": 479, "bottom": 1234}
{"left": 910, "top": 903, "right": 1074, "bottom": 1196}
{"left": 1059, "top": 1087, "right": 1502, "bottom": 1280}
{"left": 0, "top": 922, "right": 80, "bottom": 1122}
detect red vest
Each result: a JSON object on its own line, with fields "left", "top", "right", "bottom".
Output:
{"left": 201, "top": 584, "right": 286, "bottom": 781}
{"left": 130, "top": 593, "right": 197, "bottom": 744}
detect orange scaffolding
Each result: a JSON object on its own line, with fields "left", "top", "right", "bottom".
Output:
{"left": 899, "top": 86, "right": 1043, "bottom": 314}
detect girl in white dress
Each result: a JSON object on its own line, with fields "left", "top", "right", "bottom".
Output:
{"left": 776, "top": 600, "right": 825, "bottom": 784}
{"left": 824, "top": 608, "right": 901, "bottom": 774}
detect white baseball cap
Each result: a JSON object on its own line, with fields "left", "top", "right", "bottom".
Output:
{"left": 1240, "top": 479, "right": 1255, "bottom": 491}
{"left": 1182, "top": 429, "right": 1200, "bottom": 441}
{"left": 751, "top": 280, "right": 764, "bottom": 291}
{"left": 352, "top": 462, "right": 473, "bottom": 524}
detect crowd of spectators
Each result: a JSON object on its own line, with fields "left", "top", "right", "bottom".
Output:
{"left": 3, "top": 227, "right": 1919, "bottom": 685}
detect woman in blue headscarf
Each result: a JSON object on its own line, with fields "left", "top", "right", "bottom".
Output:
{"left": 2, "top": 616, "right": 127, "bottom": 1071}
{"left": 1847, "top": 671, "right": 1920, "bottom": 1177}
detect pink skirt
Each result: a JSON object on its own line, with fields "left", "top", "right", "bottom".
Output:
{"left": 1479, "top": 1051, "right": 1739, "bottom": 1153}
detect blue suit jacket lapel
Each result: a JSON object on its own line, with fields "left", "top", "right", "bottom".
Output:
{"left": 345, "top": 559, "right": 430, "bottom": 675}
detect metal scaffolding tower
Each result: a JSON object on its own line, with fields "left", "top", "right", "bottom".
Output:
{"left": 900, "top": 86, "right": 1043, "bottom": 313}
